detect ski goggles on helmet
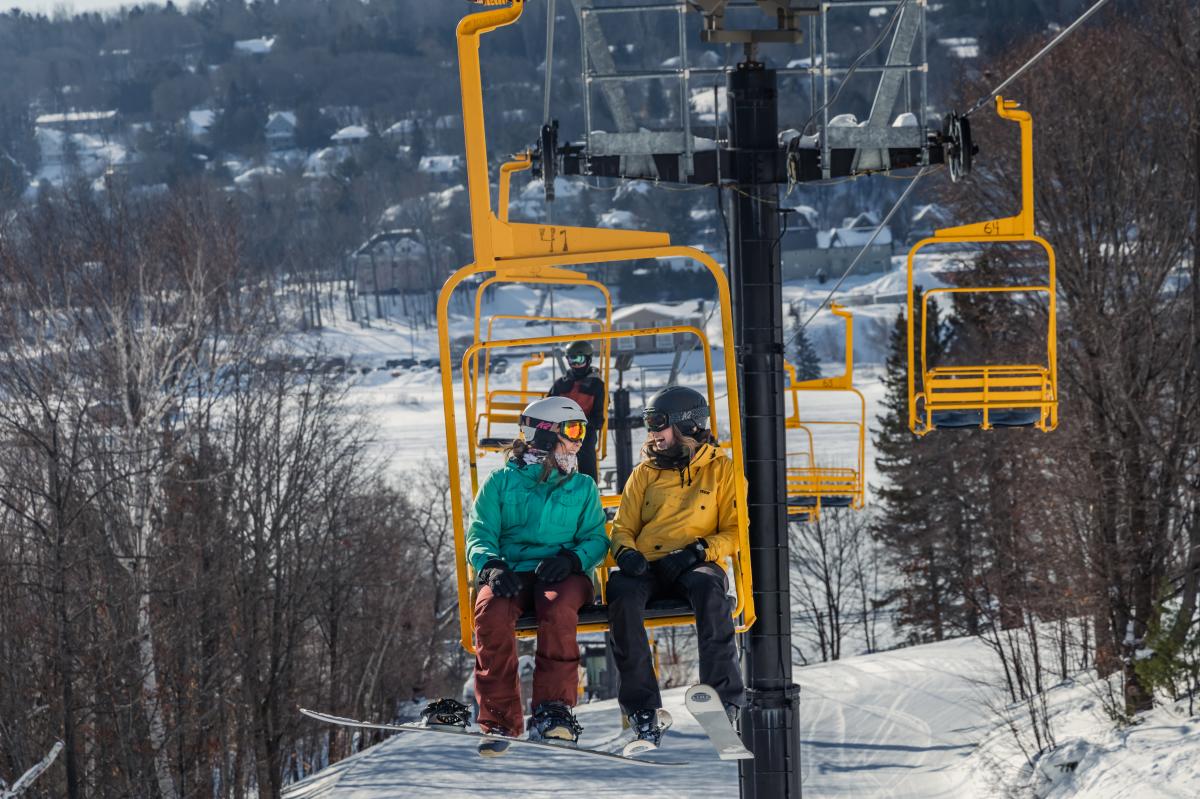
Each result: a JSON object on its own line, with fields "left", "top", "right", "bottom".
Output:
{"left": 559, "top": 420, "right": 587, "bottom": 442}
{"left": 643, "top": 411, "right": 672, "bottom": 432}
{"left": 567, "top": 353, "right": 590, "bottom": 366}
{"left": 643, "top": 407, "right": 707, "bottom": 434}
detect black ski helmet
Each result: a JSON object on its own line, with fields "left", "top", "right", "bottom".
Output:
{"left": 643, "top": 385, "right": 709, "bottom": 438}
{"left": 566, "top": 340, "right": 593, "bottom": 368}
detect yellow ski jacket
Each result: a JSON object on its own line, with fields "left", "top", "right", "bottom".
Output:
{"left": 610, "top": 442, "right": 740, "bottom": 563}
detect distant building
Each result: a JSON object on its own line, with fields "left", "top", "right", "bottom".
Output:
{"left": 906, "top": 203, "right": 950, "bottom": 244}
{"left": 265, "top": 111, "right": 297, "bottom": 150}
{"left": 35, "top": 110, "right": 119, "bottom": 136}
{"left": 418, "top": 154, "right": 464, "bottom": 176}
{"left": 234, "top": 36, "right": 275, "bottom": 56}
{"left": 187, "top": 109, "right": 215, "bottom": 140}
{"left": 331, "top": 125, "right": 369, "bottom": 145}
{"left": 611, "top": 302, "right": 706, "bottom": 355}
{"left": 353, "top": 230, "right": 451, "bottom": 294}
{"left": 782, "top": 211, "right": 894, "bottom": 280}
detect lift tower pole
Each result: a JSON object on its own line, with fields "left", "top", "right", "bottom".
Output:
{"left": 727, "top": 58, "right": 803, "bottom": 799}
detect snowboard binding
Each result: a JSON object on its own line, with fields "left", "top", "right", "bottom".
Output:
{"left": 420, "top": 698, "right": 471, "bottom": 729}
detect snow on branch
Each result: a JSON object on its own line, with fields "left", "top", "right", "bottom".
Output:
{"left": 1, "top": 741, "right": 64, "bottom": 798}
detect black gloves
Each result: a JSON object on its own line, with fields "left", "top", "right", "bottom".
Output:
{"left": 535, "top": 549, "right": 582, "bottom": 584}
{"left": 616, "top": 546, "right": 648, "bottom": 577}
{"left": 478, "top": 559, "right": 522, "bottom": 597}
{"left": 654, "top": 539, "right": 707, "bottom": 583}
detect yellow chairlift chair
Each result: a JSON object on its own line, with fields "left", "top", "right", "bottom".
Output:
{"left": 473, "top": 315, "right": 607, "bottom": 453}
{"left": 442, "top": 0, "right": 754, "bottom": 652}
{"left": 906, "top": 96, "right": 1058, "bottom": 436}
{"left": 783, "top": 303, "right": 866, "bottom": 521}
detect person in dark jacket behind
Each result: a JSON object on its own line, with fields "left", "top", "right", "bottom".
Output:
{"left": 547, "top": 340, "right": 605, "bottom": 483}
{"left": 463, "top": 397, "right": 608, "bottom": 756}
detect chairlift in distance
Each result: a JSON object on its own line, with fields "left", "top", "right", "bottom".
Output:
{"left": 783, "top": 303, "right": 866, "bottom": 521}
{"left": 906, "top": 96, "right": 1059, "bottom": 436}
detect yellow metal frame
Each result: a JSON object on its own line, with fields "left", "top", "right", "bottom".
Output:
{"left": 474, "top": 314, "right": 608, "bottom": 454}
{"left": 906, "top": 96, "right": 1059, "bottom": 436}
{"left": 443, "top": 0, "right": 754, "bottom": 653}
{"left": 471, "top": 274, "right": 614, "bottom": 459}
{"left": 783, "top": 304, "right": 866, "bottom": 520}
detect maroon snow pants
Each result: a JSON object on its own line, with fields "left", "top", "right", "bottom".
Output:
{"left": 473, "top": 572, "right": 592, "bottom": 735}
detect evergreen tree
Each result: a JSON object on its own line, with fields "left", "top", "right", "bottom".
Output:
{"left": 793, "top": 322, "right": 822, "bottom": 381}
{"left": 872, "top": 297, "right": 966, "bottom": 642}
{"left": 787, "top": 302, "right": 822, "bottom": 381}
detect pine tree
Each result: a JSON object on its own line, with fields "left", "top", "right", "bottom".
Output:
{"left": 871, "top": 297, "right": 969, "bottom": 642}
{"left": 788, "top": 303, "right": 822, "bottom": 381}
{"left": 793, "top": 322, "right": 822, "bottom": 381}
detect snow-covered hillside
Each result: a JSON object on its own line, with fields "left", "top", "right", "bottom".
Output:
{"left": 285, "top": 637, "right": 1200, "bottom": 798}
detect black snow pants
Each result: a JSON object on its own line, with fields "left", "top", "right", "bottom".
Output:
{"left": 606, "top": 559, "right": 744, "bottom": 713}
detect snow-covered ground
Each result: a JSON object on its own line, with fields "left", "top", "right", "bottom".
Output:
{"left": 285, "top": 639, "right": 996, "bottom": 798}
{"left": 286, "top": 638, "right": 1200, "bottom": 798}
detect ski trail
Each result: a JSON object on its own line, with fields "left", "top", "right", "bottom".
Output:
{"left": 286, "top": 638, "right": 1003, "bottom": 798}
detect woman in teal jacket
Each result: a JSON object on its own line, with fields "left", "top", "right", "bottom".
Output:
{"left": 465, "top": 396, "right": 607, "bottom": 755}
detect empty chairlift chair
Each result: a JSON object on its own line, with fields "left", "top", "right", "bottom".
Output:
{"left": 783, "top": 303, "right": 866, "bottom": 521}
{"left": 906, "top": 96, "right": 1059, "bottom": 436}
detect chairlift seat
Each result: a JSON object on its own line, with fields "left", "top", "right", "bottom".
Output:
{"left": 932, "top": 409, "right": 1044, "bottom": 429}
{"left": 514, "top": 598, "right": 695, "bottom": 633}
{"left": 918, "top": 364, "right": 1054, "bottom": 431}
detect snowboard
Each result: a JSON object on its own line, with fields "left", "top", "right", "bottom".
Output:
{"left": 299, "top": 708, "right": 688, "bottom": 768}
{"left": 620, "top": 709, "right": 673, "bottom": 757}
{"left": 684, "top": 685, "right": 754, "bottom": 760}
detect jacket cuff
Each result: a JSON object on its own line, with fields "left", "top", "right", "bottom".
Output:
{"left": 561, "top": 549, "right": 584, "bottom": 573}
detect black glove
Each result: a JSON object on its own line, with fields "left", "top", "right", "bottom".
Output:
{"left": 478, "top": 559, "right": 522, "bottom": 597}
{"left": 535, "top": 549, "right": 582, "bottom": 584}
{"left": 654, "top": 539, "right": 707, "bottom": 583}
{"left": 616, "top": 546, "right": 648, "bottom": 577}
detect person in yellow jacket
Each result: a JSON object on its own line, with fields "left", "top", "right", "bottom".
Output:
{"left": 607, "top": 385, "right": 745, "bottom": 750}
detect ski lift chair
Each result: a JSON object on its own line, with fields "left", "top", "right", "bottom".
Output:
{"left": 443, "top": 0, "right": 754, "bottom": 652}
{"left": 906, "top": 97, "right": 1058, "bottom": 436}
{"left": 457, "top": 326, "right": 753, "bottom": 646}
{"left": 782, "top": 304, "right": 866, "bottom": 521}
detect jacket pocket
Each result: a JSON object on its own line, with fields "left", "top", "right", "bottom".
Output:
{"left": 501, "top": 499, "right": 529, "bottom": 530}
{"left": 546, "top": 488, "right": 584, "bottom": 531}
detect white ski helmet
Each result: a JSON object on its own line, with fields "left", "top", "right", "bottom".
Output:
{"left": 519, "top": 397, "right": 588, "bottom": 451}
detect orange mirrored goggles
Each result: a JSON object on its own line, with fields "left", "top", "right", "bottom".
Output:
{"left": 559, "top": 421, "right": 587, "bottom": 442}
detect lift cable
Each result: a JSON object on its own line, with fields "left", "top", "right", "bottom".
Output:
{"left": 785, "top": 0, "right": 1114, "bottom": 340}
{"left": 963, "top": 0, "right": 1115, "bottom": 117}
{"left": 542, "top": 0, "right": 557, "bottom": 126}
{"left": 785, "top": 165, "right": 931, "bottom": 347}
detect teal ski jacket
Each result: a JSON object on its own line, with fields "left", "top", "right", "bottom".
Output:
{"left": 465, "top": 459, "right": 608, "bottom": 574}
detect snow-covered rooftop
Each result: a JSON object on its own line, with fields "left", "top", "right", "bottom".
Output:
{"left": 35, "top": 110, "right": 116, "bottom": 125}
{"left": 331, "top": 125, "right": 369, "bottom": 142}
{"left": 418, "top": 155, "right": 464, "bottom": 174}
{"left": 234, "top": 36, "right": 275, "bottom": 55}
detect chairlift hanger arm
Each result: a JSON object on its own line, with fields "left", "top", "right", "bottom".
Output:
{"left": 550, "top": 137, "right": 944, "bottom": 185}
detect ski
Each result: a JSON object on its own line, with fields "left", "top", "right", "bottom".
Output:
{"left": 300, "top": 708, "right": 688, "bottom": 768}
{"left": 684, "top": 685, "right": 754, "bottom": 760}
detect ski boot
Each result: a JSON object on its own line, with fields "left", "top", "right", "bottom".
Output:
{"left": 477, "top": 724, "right": 514, "bottom": 757}
{"left": 419, "top": 698, "right": 470, "bottom": 729}
{"left": 527, "top": 701, "right": 583, "bottom": 745}
{"left": 622, "top": 708, "right": 673, "bottom": 756}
